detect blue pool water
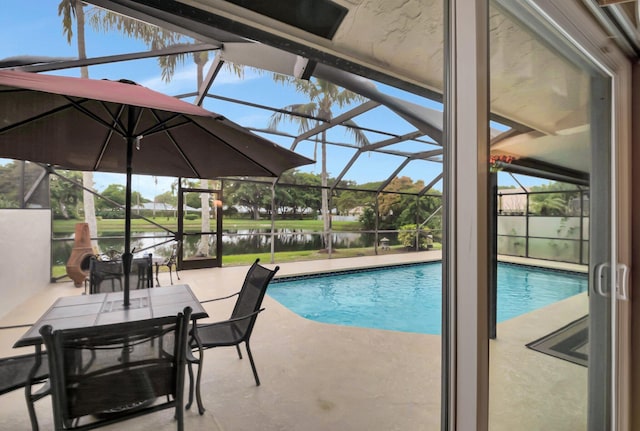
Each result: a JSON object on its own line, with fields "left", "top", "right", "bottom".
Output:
{"left": 267, "top": 262, "right": 588, "bottom": 334}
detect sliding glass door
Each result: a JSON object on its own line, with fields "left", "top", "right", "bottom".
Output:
{"left": 484, "top": 2, "right": 626, "bottom": 430}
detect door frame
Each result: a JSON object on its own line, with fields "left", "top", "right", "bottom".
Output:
{"left": 524, "top": 3, "right": 632, "bottom": 429}
{"left": 177, "top": 181, "right": 223, "bottom": 269}
{"left": 445, "top": 0, "right": 632, "bottom": 430}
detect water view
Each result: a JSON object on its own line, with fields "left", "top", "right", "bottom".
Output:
{"left": 52, "top": 229, "right": 399, "bottom": 265}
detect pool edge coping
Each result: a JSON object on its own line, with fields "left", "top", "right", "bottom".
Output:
{"left": 272, "top": 257, "right": 588, "bottom": 283}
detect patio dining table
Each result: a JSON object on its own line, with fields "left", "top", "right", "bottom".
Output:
{"left": 13, "top": 284, "right": 208, "bottom": 424}
{"left": 14, "top": 285, "right": 207, "bottom": 349}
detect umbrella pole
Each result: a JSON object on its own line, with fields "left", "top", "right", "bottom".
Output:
{"left": 122, "top": 111, "right": 135, "bottom": 307}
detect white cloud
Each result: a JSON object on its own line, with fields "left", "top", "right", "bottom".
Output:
{"left": 138, "top": 61, "right": 262, "bottom": 95}
{"left": 138, "top": 64, "right": 198, "bottom": 94}
{"left": 235, "top": 113, "right": 271, "bottom": 128}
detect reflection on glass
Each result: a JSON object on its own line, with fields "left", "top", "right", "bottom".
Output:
{"left": 489, "top": 2, "right": 594, "bottom": 430}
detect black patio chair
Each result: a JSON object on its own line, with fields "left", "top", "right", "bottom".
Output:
{"left": 155, "top": 241, "right": 181, "bottom": 286}
{"left": 0, "top": 324, "right": 50, "bottom": 431}
{"left": 187, "top": 259, "right": 279, "bottom": 415}
{"left": 39, "top": 307, "right": 192, "bottom": 431}
{"left": 88, "top": 257, "right": 123, "bottom": 294}
{"left": 131, "top": 254, "right": 153, "bottom": 290}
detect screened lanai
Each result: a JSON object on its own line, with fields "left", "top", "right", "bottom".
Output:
{"left": 0, "top": 0, "right": 592, "bottom": 276}
{"left": 1, "top": 1, "right": 636, "bottom": 431}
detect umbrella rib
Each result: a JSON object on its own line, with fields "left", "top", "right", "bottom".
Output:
{"left": 191, "top": 117, "right": 279, "bottom": 177}
{"left": 140, "top": 118, "right": 193, "bottom": 137}
{"left": 92, "top": 102, "right": 129, "bottom": 171}
{"left": 61, "top": 96, "right": 131, "bottom": 171}
{"left": 0, "top": 101, "right": 81, "bottom": 134}
{"left": 64, "top": 96, "right": 127, "bottom": 136}
{"left": 146, "top": 109, "right": 279, "bottom": 177}
{"left": 139, "top": 111, "right": 187, "bottom": 136}
{"left": 146, "top": 109, "right": 202, "bottom": 178}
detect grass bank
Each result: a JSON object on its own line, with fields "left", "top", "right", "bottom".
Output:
{"left": 53, "top": 217, "right": 361, "bottom": 234}
{"left": 51, "top": 244, "right": 441, "bottom": 279}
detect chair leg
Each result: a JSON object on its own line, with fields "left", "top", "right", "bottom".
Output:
{"left": 235, "top": 344, "right": 243, "bottom": 359}
{"left": 26, "top": 389, "right": 40, "bottom": 431}
{"left": 186, "top": 341, "right": 206, "bottom": 415}
{"left": 25, "top": 346, "right": 47, "bottom": 431}
{"left": 194, "top": 353, "right": 205, "bottom": 415}
{"left": 245, "top": 342, "right": 260, "bottom": 386}
{"left": 186, "top": 361, "right": 195, "bottom": 410}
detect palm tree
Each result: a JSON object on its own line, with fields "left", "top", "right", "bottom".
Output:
{"left": 86, "top": 7, "right": 189, "bottom": 82}
{"left": 88, "top": 10, "right": 215, "bottom": 255}
{"left": 193, "top": 51, "right": 212, "bottom": 257}
{"left": 58, "top": 0, "right": 98, "bottom": 249}
{"left": 268, "top": 76, "right": 368, "bottom": 252}
{"left": 86, "top": 8, "right": 247, "bottom": 83}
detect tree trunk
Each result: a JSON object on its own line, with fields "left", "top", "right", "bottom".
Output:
{"left": 75, "top": 1, "right": 98, "bottom": 251}
{"left": 152, "top": 177, "right": 157, "bottom": 217}
{"left": 197, "top": 180, "right": 210, "bottom": 257}
{"left": 194, "top": 56, "right": 210, "bottom": 257}
{"left": 59, "top": 202, "right": 69, "bottom": 219}
{"left": 321, "top": 131, "right": 331, "bottom": 253}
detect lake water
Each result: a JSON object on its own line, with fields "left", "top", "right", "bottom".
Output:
{"left": 52, "top": 229, "right": 395, "bottom": 265}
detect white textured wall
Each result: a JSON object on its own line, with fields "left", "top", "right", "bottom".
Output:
{"left": 0, "top": 209, "right": 51, "bottom": 319}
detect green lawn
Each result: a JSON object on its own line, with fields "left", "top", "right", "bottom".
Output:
{"left": 51, "top": 243, "right": 442, "bottom": 279}
{"left": 53, "top": 217, "right": 361, "bottom": 234}
{"left": 51, "top": 216, "right": 440, "bottom": 280}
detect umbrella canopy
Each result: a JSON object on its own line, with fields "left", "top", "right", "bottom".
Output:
{"left": 0, "top": 69, "right": 313, "bottom": 306}
{"left": 0, "top": 70, "right": 311, "bottom": 178}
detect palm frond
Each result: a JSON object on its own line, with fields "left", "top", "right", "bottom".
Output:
{"left": 58, "top": 0, "right": 75, "bottom": 43}
{"left": 342, "top": 119, "right": 370, "bottom": 147}
{"left": 86, "top": 7, "right": 191, "bottom": 82}
{"left": 268, "top": 103, "right": 319, "bottom": 134}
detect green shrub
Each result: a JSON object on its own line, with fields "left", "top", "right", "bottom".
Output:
{"left": 358, "top": 207, "right": 376, "bottom": 230}
{"left": 398, "top": 224, "right": 433, "bottom": 249}
{"left": 97, "top": 209, "right": 123, "bottom": 219}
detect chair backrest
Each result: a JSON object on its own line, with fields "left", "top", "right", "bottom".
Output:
{"left": 0, "top": 351, "right": 48, "bottom": 396}
{"left": 230, "top": 259, "right": 279, "bottom": 333}
{"left": 163, "top": 241, "right": 181, "bottom": 266}
{"left": 40, "top": 307, "right": 192, "bottom": 430}
{"left": 0, "top": 324, "right": 48, "bottom": 396}
{"left": 131, "top": 254, "right": 153, "bottom": 290}
{"left": 89, "top": 257, "right": 124, "bottom": 294}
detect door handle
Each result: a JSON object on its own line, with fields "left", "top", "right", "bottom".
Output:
{"left": 595, "top": 262, "right": 609, "bottom": 297}
{"left": 616, "top": 263, "right": 629, "bottom": 301}
{"left": 594, "top": 262, "right": 629, "bottom": 300}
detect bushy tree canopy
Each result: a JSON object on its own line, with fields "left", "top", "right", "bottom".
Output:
{"left": 529, "top": 182, "right": 581, "bottom": 216}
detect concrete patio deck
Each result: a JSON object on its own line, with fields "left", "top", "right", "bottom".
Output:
{"left": 0, "top": 251, "right": 588, "bottom": 430}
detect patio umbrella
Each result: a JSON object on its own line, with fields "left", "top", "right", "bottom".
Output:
{"left": 0, "top": 69, "right": 312, "bottom": 306}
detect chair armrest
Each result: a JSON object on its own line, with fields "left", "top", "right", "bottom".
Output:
{"left": 193, "top": 308, "right": 265, "bottom": 330}
{"left": 185, "top": 348, "right": 200, "bottom": 364}
{"left": 0, "top": 323, "right": 34, "bottom": 330}
{"left": 199, "top": 291, "right": 240, "bottom": 304}
{"left": 31, "top": 380, "right": 51, "bottom": 401}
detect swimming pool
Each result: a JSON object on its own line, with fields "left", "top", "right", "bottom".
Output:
{"left": 267, "top": 262, "right": 588, "bottom": 334}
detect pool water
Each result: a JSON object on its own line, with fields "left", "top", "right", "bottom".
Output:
{"left": 267, "top": 262, "right": 588, "bottom": 335}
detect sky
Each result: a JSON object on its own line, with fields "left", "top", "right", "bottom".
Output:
{"left": 0, "top": 1, "right": 547, "bottom": 200}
